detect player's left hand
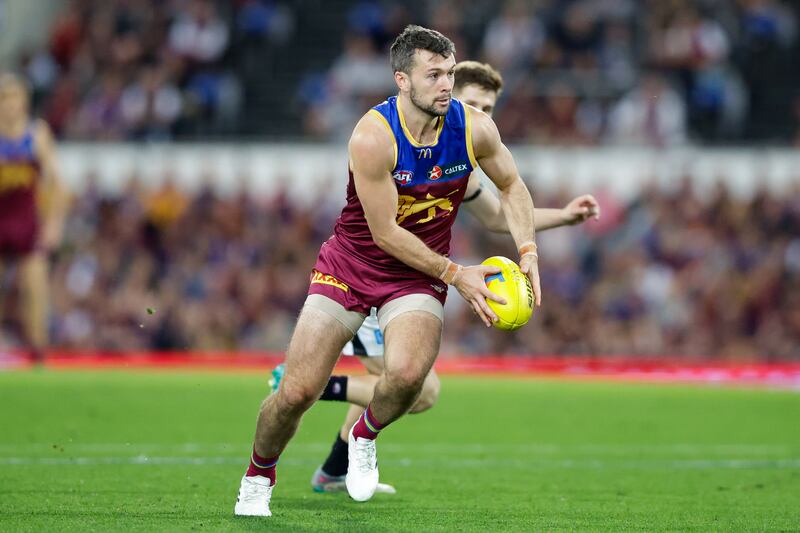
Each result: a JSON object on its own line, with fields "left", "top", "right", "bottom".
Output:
{"left": 453, "top": 264, "right": 508, "bottom": 327}
{"left": 561, "top": 194, "right": 600, "bottom": 225}
{"left": 519, "top": 254, "right": 541, "bottom": 307}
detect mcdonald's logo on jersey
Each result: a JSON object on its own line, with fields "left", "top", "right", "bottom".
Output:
{"left": 417, "top": 148, "right": 432, "bottom": 159}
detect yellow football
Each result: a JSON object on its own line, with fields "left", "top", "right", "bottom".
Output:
{"left": 482, "top": 256, "right": 534, "bottom": 331}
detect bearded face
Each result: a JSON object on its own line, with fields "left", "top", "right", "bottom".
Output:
{"left": 410, "top": 84, "right": 450, "bottom": 117}
{"left": 399, "top": 50, "right": 455, "bottom": 118}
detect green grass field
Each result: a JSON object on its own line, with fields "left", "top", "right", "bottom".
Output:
{"left": 1, "top": 370, "right": 799, "bottom": 532}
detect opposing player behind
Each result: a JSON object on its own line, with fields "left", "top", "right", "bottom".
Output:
{"left": 0, "top": 73, "right": 66, "bottom": 363}
{"left": 235, "top": 25, "right": 542, "bottom": 516}
{"left": 270, "top": 60, "right": 600, "bottom": 494}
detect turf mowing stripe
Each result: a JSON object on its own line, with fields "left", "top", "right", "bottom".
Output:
{"left": 3, "top": 456, "right": 800, "bottom": 470}
{"left": 0, "top": 442, "right": 793, "bottom": 455}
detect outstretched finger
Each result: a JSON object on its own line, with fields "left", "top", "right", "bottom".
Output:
{"left": 476, "top": 297, "right": 499, "bottom": 325}
{"left": 482, "top": 285, "right": 507, "bottom": 305}
{"left": 471, "top": 299, "right": 493, "bottom": 327}
{"left": 532, "top": 276, "right": 542, "bottom": 307}
{"left": 481, "top": 265, "right": 502, "bottom": 276}
{"left": 519, "top": 254, "right": 536, "bottom": 275}
{"left": 480, "top": 293, "right": 500, "bottom": 321}
{"left": 581, "top": 195, "right": 601, "bottom": 219}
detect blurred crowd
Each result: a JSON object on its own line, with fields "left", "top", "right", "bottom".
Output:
{"left": 11, "top": 0, "right": 800, "bottom": 144}
{"left": 18, "top": 0, "right": 294, "bottom": 140}
{"left": 304, "top": 0, "right": 800, "bottom": 145}
{"left": 1, "top": 173, "right": 798, "bottom": 360}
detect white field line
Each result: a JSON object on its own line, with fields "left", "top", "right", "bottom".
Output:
{"left": 0, "top": 455, "right": 799, "bottom": 470}
{"left": 0, "top": 442, "right": 793, "bottom": 455}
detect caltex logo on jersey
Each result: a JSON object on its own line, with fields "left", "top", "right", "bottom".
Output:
{"left": 427, "top": 166, "right": 443, "bottom": 180}
{"left": 392, "top": 170, "right": 413, "bottom": 185}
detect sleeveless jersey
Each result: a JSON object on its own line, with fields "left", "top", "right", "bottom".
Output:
{"left": 0, "top": 125, "right": 40, "bottom": 254}
{"left": 333, "top": 96, "right": 478, "bottom": 276}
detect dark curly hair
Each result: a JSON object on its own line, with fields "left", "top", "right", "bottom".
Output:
{"left": 389, "top": 25, "right": 456, "bottom": 74}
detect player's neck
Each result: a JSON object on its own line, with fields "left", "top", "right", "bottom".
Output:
{"left": 0, "top": 117, "right": 27, "bottom": 139}
{"left": 397, "top": 94, "right": 441, "bottom": 145}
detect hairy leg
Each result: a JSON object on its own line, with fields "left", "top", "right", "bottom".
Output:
{"left": 18, "top": 253, "right": 48, "bottom": 352}
{"left": 254, "top": 306, "right": 354, "bottom": 458}
{"left": 332, "top": 354, "right": 380, "bottom": 440}
{"left": 368, "top": 311, "right": 442, "bottom": 425}
{"left": 338, "top": 404, "right": 365, "bottom": 442}
{"left": 341, "top": 368, "right": 440, "bottom": 413}
{"left": 343, "top": 355, "right": 383, "bottom": 406}
{"left": 408, "top": 369, "right": 441, "bottom": 414}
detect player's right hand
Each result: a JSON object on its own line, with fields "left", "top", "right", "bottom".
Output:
{"left": 561, "top": 194, "right": 600, "bottom": 225}
{"left": 453, "top": 264, "right": 507, "bottom": 327}
{"left": 519, "top": 253, "right": 542, "bottom": 307}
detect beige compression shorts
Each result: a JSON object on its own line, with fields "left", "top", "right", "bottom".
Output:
{"left": 304, "top": 293, "right": 443, "bottom": 336}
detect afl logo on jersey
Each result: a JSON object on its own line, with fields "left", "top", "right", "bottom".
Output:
{"left": 392, "top": 170, "right": 413, "bottom": 185}
{"left": 427, "top": 166, "right": 443, "bottom": 180}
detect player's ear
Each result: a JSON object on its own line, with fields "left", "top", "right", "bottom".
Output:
{"left": 394, "top": 71, "right": 409, "bottom": 92}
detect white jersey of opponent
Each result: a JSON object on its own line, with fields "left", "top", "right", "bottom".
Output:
{"left": 342, "top": 308, "right": 384, "bottom": 357}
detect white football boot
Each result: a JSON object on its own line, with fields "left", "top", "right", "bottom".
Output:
{"left": 345, "top": 427, "right": 379, "bottom": 502}
{"left": 234, "top": 475, "right": 273, "bottom": 517}
{"left": 311, "top": 465, "right": 396, "bottom": 494}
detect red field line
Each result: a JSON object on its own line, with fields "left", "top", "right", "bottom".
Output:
{"left": 2, "top": 351, "right": 799, "bottom": 388}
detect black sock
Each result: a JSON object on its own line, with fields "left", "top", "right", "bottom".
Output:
{"left": 320, "top": 433, "right": 349, "bottom": 477}
{"left": 319, "top": 376, "right": 348, "bottom": 402}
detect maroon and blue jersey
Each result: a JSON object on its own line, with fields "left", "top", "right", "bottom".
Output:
{"left": 333, "top": 96, "right": 478, "bottom": 275}
{"left": 0, "top": 125, "right": 40, "bottom": 256}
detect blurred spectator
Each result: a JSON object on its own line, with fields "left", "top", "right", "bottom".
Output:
{"left": 69, "top": 73, "right": 126, "bottom": 140}
{"left": 168, "top": 0, "right": 229, "bottom": 64}
{"left": 739, "top": 0, "right": 797, "bottom": 47}
{"left": 120, "top": 65, "right": 183, "bottom": 140}
{"left": 534, "top": 81, "right": 603, "bottom": 144}
{"left": 236, "top": 0, "right": 294, "bottom": 44}
{"left": 550, "top": 1, "right": 604, "bottom": 70}
{"left": 304, "top": 33, "right": 394, "bottom": 139}
{"left": 481, "top": 1, "right": 545, "bottom": 72}
{"left": 329, "top": 34, "right": 393, "bottom": 99}
{"left": 607, "top": 73, "right": 687, "bottom": 146}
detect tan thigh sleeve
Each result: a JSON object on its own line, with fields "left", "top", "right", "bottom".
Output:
{"left": 377, "top": 293, "right": 444, "bottom": 332}
{"left": 304, "top": 294, "right": 366, "bottom": 336}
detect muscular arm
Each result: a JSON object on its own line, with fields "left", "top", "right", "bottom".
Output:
{"left": 33, "top": 120, "right": 68, "bottom": 251}
{"left": 463, "top": 173, "right": 600, "bottom": 232}
{"left": 469, "top": 108, "right": 541, "bottom": 305}
{"left": 349, "top": 114, "right": 449, "bottom": 279}
{"left": 469, "top": 110, "right": 535, "bottom": 250}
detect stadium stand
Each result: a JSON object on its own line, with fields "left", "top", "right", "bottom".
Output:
{"left": 12, "top": 0, "right": 800, "bottom": 144}
{"left": 0, "top": 170, "right": 795, "bottom": 359}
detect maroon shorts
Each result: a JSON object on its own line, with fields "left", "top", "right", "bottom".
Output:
{"left": 0, "top": 220, "right": 38, "bottom": 257}
{"left": 307, "top": 237, "right": 448, "bottom": 314}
